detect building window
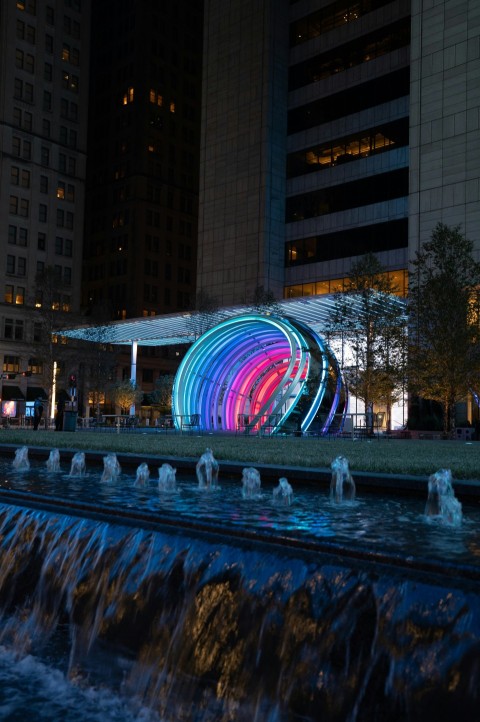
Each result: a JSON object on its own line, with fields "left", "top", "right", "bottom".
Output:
{"left": 37, "top": 232, "right": 46, "bottom": 250}
{"left": 123, "top": 87, "right": 134, "bottom": 104}
{"left": 42, "top": 119, "right": 51, "bottom": 137}
{"left": 4, "top": 285, "right": 14, "bottom": 304}
{"left": 45, "top": 34, "right": 53, "bottom": 53}
{"left": 18, "top": 228, "right": 28, "bottom": 246}
{"left": 64, "top": 238, "right": 72, "bottom": 256}
{"left": 3, "top": 356, "right": 20, "bottom": 373}
{"left": 43, "top": 90, "right": 52, "bottom": 111}
{"left": 57, "top": 181, "right": 65, "bottom": 199}
{"left": 41, "top": 146, "right": 50, "bottom": 166}
{"left": 64, "top": 267, "right": 72, "bottom": 285}
{"left": 17, "top": 257, "right": 26, "bottom": 276}
{"left": 4, "top": 319, "right": 13, "bottom": 339}
{"left": 28, "top": 358, "right": 43, "bottom": 374}
{"left": 16, "top": 287, "right": 25, "bottom": 305}
{"left": 9, "top": 196, "right": 18, "bottom": 214}
{"left": 46, "top": 6, "right": 54, "bottom": 24}
{"left": 44, "top": 62, "right": 53, "bottom": 81}
{"left": 40, "top": 175, "right": 48, "bottom": 193}
{"left": 39, "top": 204, "right": 47, "bottom": 222}
{"left": 149, "top": 89, "right": 163, "bottom": 106}
{"left": 33, "top": 324, "right": 42, "bottom": 342}
{"left": 6, "top": 256, "right": 15, "bottom": 275}
{"left": 8, "top": 226, "right": 16, "bottom": 245}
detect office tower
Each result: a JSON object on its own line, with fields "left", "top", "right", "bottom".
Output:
{"left": 83, "top": 0, "right": 203, "bottom": 322}
{"left": 198, "top": 0, "right": 479, "bottom": 305}
{"left": 0, "top": 0, "right": 90, "bottom": 414}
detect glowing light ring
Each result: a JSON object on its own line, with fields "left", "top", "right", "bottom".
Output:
{"left": 172, "top": 314, "right": 347, "bottom": 435}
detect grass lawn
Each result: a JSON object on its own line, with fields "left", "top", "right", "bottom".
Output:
{"left": 0, "top": 429, "right": 479, "bottom": 480}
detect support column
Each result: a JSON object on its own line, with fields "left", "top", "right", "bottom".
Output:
{"left": 130, "top": 341, "right": 137, "bottom": 416}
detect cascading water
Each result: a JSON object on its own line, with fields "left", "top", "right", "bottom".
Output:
{"left": 1, "top": 448, "right": 480, "bottom": 719}
{"left": 0, "top": 501, "right": 478, "bottom": 721}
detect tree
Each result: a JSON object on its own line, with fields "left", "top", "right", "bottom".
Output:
{"left": 150, "top": 373, "right": 175, "bottom": 412}
{"left": 249, "top": 285, "right": 282, "bottom": 316}
{"left": 110, "top": 379, "right": 143, "bottom": 414}
{"left": 186, "top": 289, "right": 222, "bottom": 340}
{"left": 408, "top": 223, "right": 480, "bottom": 435}
{"left": 77, "top": 304, "right": 119, "bottom": 419}
{"left": 327, "top": 253, "right": 407, "bottom": 433}
{"left": 31, "top": 266, "right": 82, "bottom": 414}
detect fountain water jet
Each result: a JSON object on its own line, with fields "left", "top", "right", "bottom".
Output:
{"left": 425, "top": 468, "right": 462, "bottom": 526}
{"left": 158, "top": 463, "right": 177, "bottom": 492}
{"left": 46, "top": 449, "right": 60, "bottom": 473}
{"left": 12, "top": 446, "right": 29, "bottom": 471}
{"left": 196, "top": 448, "right": 219, "bottom": 489}
{"left": 134, "top": 462, "right": 150, "bottom": 487}
{"left": 273, "top": 477, "right": 293, "bottom": 505}
{"left": 101, "top": 453, "right": 121, "bottom": 483}
{"left": 241, "top": 467, "right": 261, "bottom": 499}
{"left": 330, "top": 455, "right": 355, "bottom": 503}
{"left": 69, "top": 452, "right": 86, "bottom": 477}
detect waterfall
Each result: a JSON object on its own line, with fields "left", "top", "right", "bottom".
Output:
{"left": 0, "top": 502, "right": 478, "bottom": 720}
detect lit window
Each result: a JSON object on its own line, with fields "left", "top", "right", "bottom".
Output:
{"left": 123, "top": 87, "right": 134, "bottom": 105}
{"left": 57, "top": 181, "right": 65, "bottom": 199}
{"left": 169, "top": 101, "right": 176, "bottom": 113}
{"left": 4, "top": 285, "right": 14, "bottom": 304}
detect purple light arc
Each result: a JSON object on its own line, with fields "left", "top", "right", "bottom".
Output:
{"left": 172, "top": 314, "right": 347, "bottom": 435}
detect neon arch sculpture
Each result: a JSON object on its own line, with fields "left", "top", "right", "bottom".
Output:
{"left": 172, "top": 314, "right": 347, "bottom": 435}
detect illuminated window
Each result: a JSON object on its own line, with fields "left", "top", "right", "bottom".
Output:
{"left": 123, "top": 87, "right": 134, "bottom": 104}
{"left": 150, "top": 89, "right": 163, "bottom": 106}
{"left": 15, "top": 287, "right": 25, "bottom": 305}
{"left": 57, "top": 181, "right": 65, "bottom": 199}
{"left": 62, "top": 44, "right": 70, "bottom": 61}
{"left": 169, "top": 100, "right": 176, "bottom": 113}
{"left": 4, "top": 285, "right": 14, "bottom": 304}
{"left": 3, "top": 356, "right": 20, "bottom": 373}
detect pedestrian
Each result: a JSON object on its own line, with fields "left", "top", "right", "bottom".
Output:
{"left": 55, "top": 396, "right": 65, "bottom": 431}
{"left": 33, "top": 397, "right": 44, "bottom": 431}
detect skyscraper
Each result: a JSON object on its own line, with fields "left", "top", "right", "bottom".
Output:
{"left": 0, "top": 0, "right": 90, "bottom": 414}
{"left": 198, "top": 0, "right": 479, "bottom": 305}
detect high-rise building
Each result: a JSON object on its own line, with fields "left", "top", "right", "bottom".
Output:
{"left": 82, "top": 0, "right": 204, "bottom": 396}
{"left": 198, "top": 0, "right": 479, "bottom": 305}
{"left": 83, "top": 0, "right": 203, "bottom": 323}
{"left": 0, "top": 0, "right": 90, "bottom": 415}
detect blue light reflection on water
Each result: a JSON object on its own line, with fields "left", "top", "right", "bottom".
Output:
{"left": 2, "top": 459, "right": 480, "bottom": 566}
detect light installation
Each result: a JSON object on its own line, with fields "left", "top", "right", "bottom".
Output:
{"left": 172, "top": 314, "right": 347, "bottom": 435}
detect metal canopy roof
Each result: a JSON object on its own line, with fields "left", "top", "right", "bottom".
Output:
{"left": 57, "top": 294, "right": 406, "bottom": 348}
